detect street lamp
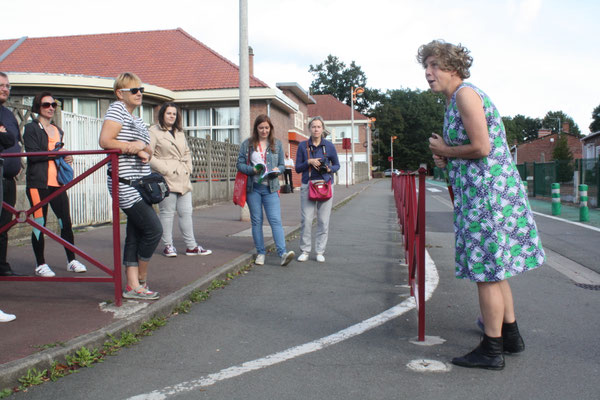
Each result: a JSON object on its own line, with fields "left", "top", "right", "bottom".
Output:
{"left": 350, "top": 86, "right": 364, "bottom": 185}
{"left": 390, "top": 135, "right": 397, "bottom": 174}
{"left": 367, "top": 117, "right": 376, "bottom": 180}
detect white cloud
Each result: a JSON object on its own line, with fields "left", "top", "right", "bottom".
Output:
{"left": 2, "top": 0, "right": 598, "bottom": 134}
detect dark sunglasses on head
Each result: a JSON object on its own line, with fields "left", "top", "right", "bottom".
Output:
{"left": 120, "top": 87, "right": 144, "bottom": 95}
{"left": 41, "top": 102, "right": 58, "bottom": 109}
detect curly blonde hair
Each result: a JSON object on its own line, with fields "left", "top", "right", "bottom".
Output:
{"left": 417, "top": 40, "right": 473, "bottom": 79}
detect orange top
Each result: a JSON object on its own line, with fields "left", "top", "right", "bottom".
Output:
{"left": 45, "top": 124, "right": 60, "bottom": 187}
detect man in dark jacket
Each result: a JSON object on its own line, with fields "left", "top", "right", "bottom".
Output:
{"left": 0, "top": 72, "right": 22, "bottom": 276}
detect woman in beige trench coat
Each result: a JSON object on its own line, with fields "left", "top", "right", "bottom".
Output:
{"left": 149, "top": 103, "right": 212, "bottom": 257}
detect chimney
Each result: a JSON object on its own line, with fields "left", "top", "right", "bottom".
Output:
{"left": 538, "top": 128, "right": 552, "bottom": 138}
{"left": 562, "top": 122, "right": 570, "bottom": 134}
{"left": 249, "top": 46, "right": 254, "bottom": 77}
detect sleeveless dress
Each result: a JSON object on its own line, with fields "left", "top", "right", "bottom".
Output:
{"left": 444, "top": 83, "right": 545, "bottom": 282}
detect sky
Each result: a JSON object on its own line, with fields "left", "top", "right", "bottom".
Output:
{"left": 2, "top": 0, "right": 599, "bottom": 134}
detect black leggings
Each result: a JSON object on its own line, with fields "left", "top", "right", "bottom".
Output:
{"left": 26, "top": 187, "right": 75, "bottom": 266}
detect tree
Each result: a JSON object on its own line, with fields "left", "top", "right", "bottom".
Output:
{"left": 542, "top": 111, "right": 581, "bottom": 136}
{"left": 308, "top": 55, "right": 380, "bottom": 114}
{"left": 589, "top": 104, "right": 600, "bottom": 133}
{"left": 552, "top": 135, "right": 574, "bottom": 183}
{"left": 502, "top": 114, "right": 541, "bottom": 144}
{"left": 371, "top": 89, "right": 445, "bottom": 170}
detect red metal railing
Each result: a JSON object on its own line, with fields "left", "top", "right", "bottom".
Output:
{"left": 0, "top": 149, "right": 124, "bottom": 306}
{"left": 392, "top": 168, "right": 426, "bottom": 341}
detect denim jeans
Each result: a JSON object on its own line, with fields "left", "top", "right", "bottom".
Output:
{"left": 122, "top": 200, "right": 163, "bottom": 266}
{"left": 158, "top": 191, "right": 197, "bottom": 249}
{"left": 246, "top": 183, "right": 286, "bottom": 256}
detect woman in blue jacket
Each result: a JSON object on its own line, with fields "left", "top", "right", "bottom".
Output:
{"left": 295, "top": 116, "right": 340, "bottom": 263}
{"left": 237, "top": 114, "right": 295, "bottom": 267}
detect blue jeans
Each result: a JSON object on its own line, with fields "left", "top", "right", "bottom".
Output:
{"left": 122, "top": 200, "right": 163, "bottom": 266}
{"left": 246, "top": 183, "right": 286, "bottom": 256}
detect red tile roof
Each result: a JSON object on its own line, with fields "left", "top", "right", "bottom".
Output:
{"left": 308, "top": 94, "right": 368, "bottom": 121}
{"left": 0, "top": 28, "right": 268, "bottom": 91}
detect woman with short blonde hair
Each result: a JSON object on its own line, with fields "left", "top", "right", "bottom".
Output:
{"left": 99, "top": 72, "right": 162, "bottom": 300}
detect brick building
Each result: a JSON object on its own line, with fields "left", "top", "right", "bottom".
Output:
{"left": 513, "top": 132, "right": 583, "bottom": 164}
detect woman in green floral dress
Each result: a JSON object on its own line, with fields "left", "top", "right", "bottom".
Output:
{"left": 417, "top": 40, "right": 545, "bottom": 370}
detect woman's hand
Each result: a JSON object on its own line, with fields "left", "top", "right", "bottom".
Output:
{"left": 58, "top": 147, "right": 74, "bottom": 164}
{"left": 137, "top": 150, "right": 150, "bottom": 163}
{"left": 308, "top": 158, "right": 321, "bottom": 169}
{"left": 433, "top": 154, "right": 447, "bottom": 169}
{"left": 126, "top": 140, "right": 146, "bottom": 155}
{"left": 429, "top": 133, "right": 447, "bottom": 156}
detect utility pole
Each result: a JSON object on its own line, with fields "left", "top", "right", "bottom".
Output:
{"left": 239, "top": 0, "right": 250, "bottom": 221}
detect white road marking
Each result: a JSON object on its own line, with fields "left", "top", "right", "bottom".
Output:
{"left": 427, "top": 188, "right": 442, "bottom": 193}
{"left": 126, "top": 252, "right": 439, "bottom": 400}
{"left": 543, "top": 247, "right": 600, "bottom": 285}
{"left": 532, "top": 211, "right": 600, "bottom": 233}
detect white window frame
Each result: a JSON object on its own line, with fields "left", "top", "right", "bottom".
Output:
{"left": 294, "top": 111, "right": 304, "bottom": 131}
{"left": 183, "top": 107, "right": 240, "bottom": 144}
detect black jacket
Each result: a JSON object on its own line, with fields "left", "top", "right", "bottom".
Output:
{"left": 23, "top": 120, "right": 64, "bottom": 189}
{"left": 0, "top": 106, "right": 22, "bottom": 178}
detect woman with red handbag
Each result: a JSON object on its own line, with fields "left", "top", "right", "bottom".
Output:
{"left": 295, "top": 116, "right": 340, "bottom": 263}
{"left": 236, "top": 115, "right": 295, "bottom": 267}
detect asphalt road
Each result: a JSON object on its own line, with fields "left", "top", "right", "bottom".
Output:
{"left": 17, "top": 180, "right": 600, "bottom": 400}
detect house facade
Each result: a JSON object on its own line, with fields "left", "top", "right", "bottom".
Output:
{"left": 0, "top": 28, "right": 311, "bottom": 147}
{"left": 581, "top": 131, "right": 600, "bottom": 159}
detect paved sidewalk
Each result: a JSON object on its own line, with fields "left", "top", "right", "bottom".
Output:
{"left": 0, "top": 180, "right": 374, "bottom": 387}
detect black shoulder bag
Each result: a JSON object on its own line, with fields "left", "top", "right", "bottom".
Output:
{"left": 116, "top": 173, "right": 170, "bottom": 205}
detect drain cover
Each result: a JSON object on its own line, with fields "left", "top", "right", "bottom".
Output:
{"left": 575, "top": 283, "right": 600, "bottom": 291}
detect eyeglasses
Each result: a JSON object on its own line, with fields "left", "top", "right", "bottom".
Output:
{"left": 41, "top": 102, "right": 58, "bottom": 109}
{"left": 0, "top": 84, "right": 10, "bottom": 90}
{"left": 120, "top": 87, "right": 144, "bottom": 95}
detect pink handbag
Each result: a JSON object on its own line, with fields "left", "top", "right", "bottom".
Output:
{"left": 306, "top": 144, "right": 332, "bottom": 201}
{"left": 308, "top": 179, "right": 332, "bottom": 201}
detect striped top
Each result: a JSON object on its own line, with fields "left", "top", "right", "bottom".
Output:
{"left": 104, "top": 101, "right": 151, "bottom": 209}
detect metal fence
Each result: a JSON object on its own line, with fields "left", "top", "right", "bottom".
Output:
{"left": 434, "top": 158, "right": 600, "bottom": 208}
{"left": 517, "top": 159, "right": 599, "bottom": 206}
{"left": 62, "top": 112, "right": 113, "bottom": 227}
{"left": 61, "top": 114, "right": 241, "bottom": 227}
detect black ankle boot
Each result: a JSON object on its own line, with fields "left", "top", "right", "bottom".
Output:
{"left": 452, "top": 334, "right": 505, "bottom": 370}
{"left": 502, "top": 321, "right": 525, "bottom": 354}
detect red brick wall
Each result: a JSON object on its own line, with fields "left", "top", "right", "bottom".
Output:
{"left": 516, "top": 133, "right": 582, "bottom": 163}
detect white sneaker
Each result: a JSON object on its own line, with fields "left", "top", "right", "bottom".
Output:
{"left": 280, "top": 251, "right": 295, "bottom": 266}
{"left": 67, "top": 260, "right": 87, "bottom": 273}
{"left": 0, "top": 310, "right": 16, "bottom": 322}
{"left": 255, "top": 254, "right": 265, "bottom": 265}
{"left": 35, "top": 264, "right": 55, "bottom": 277}
{"left": 316, "top": 254, "right": 325, "bottom": 263}
{"left": 297, "top": 252, "right": 309, "bottom": 262}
